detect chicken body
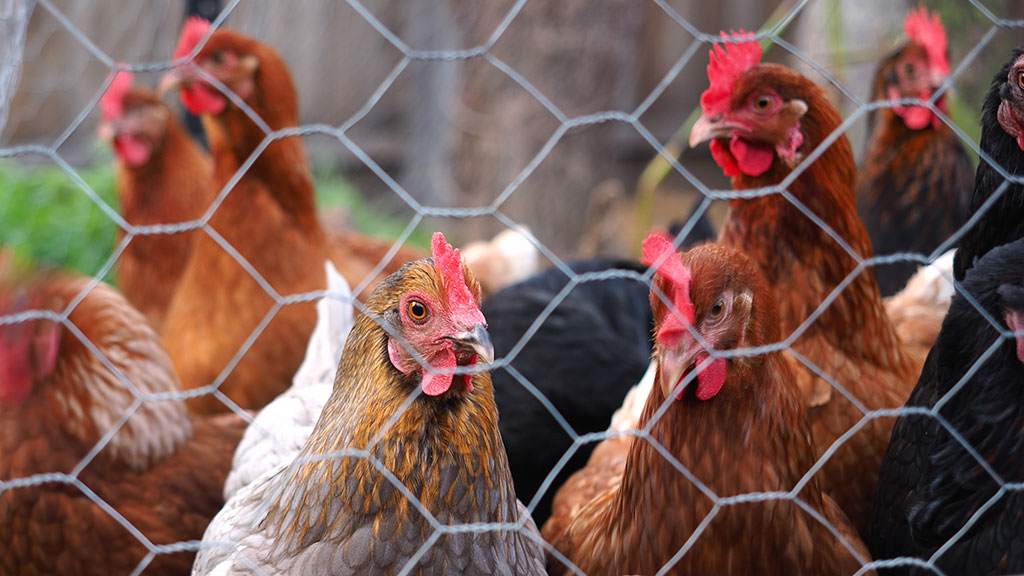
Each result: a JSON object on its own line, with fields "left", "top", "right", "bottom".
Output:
{"left": 0, "top": 274, "right": 244, "bottom": 575}
{"left": 99, "top": 73, "right": 214, "bottom": 331}
{"left": 953, "top": 47, "right": 1024, "bottom": 280}
{"left": 483, "top": 258, "right": 655, "bottom": 524}
{"left": 872, "top": 236, "right": 1024, "bottom": 575}
{"left": 690, "top": 37, "right": 922, "bottom": 537}
{"left": 856, "top": 9, "right": 973, "bottom": 297}
{"left": 872, "top": 46, "right": 1024, "bottom": 575}
{"left": 193, "top": 234, "right": 544, "bottom": 575}
{"left": 222, "top": 260, "right": 353, "bottom": 500}
{"left": 543, "top": 238, "right": 871, "bottom": 576}
{"left": 159, "top": 21, "right": 421, "bottom": 414}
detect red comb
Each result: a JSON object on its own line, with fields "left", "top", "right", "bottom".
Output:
{"left": 431, "top": 232, "right": 483, "bottom": 324}
{"left": 99, "top": 70, "right": 133, "bottom": 121}
{"left": 174, "top": 16, "right": 212, "bottom": 61}
{"left": 700, "top": 30, "right": 762, "bottom": 117}
{"left": 641, "top": 233, "right": 695, "bottom": 327}
{"left": 905, "top": 6, "right": 950, "bottom": 77}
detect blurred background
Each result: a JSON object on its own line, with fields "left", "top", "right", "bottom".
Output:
{"left": 1, "top": 0, "right": 1022, "bottom": 277}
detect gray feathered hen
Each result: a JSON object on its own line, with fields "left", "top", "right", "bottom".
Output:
{"left": 192, "top": 233, "right": 545, "bottom": 575}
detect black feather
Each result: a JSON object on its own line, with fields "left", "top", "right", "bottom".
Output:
{"left": 485, "top": 259, "right": 654, "bottom": 525}
{"left": 953, "top": 47, "right": 1024, "bottom": 282}
{"left": 871, "top": 235, "right": 1024, "bottom": 575}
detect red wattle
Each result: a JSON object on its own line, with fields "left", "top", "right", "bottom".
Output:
{"left": 181, "top": 84, "right": 226, "bottom": 116}
{"left": 114, "top": 134, "right": 152, "bottom": 167}
{"left": 709, "top": 139, "right": 740, "bottom": 177}
{"left": 420, "top": 347, "right": 456, "bottom": 397}
{"left": 729, "top": 135, "right": 774, "bottom": 177}
{"left": 694, "top": 351, "right": 727, "bottom": 401}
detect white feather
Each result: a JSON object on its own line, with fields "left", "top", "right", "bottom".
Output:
{"left": 222, "top": 260, "right": 354, "bottom": 500}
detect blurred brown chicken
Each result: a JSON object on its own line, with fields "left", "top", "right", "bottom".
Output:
{"left": 157, "top": 18, "right": 423, "bottom": 414}
{"left": 0, "top": 271, "right": 245, "bottom": 575}
{"left": 542, "top": 235, "right": 872, "bottom": 576}
{"left": 98, "top": 71, "right": 214, "bottom": 332}
{"left": 191, "top": 233, "right": 544, "bottom": 575}
{"left": 856, "top": 7, "right": 973, "bottom": 297}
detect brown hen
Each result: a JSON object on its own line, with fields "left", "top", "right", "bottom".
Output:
{"left": 689, "top": 33, "right": 923, "bottom": 537}
{"left": 543, "top": 235, "right": 872, "bottom": 576}
{"left": 98, "top": 71, "right": 214, "bottom": 332}
{"left": 157, "top": 18, "right": 423, "bottom": 414}
{"left": 856, "top": 7, "right": 973, "bottom": 297}
{"left": 0, "top": 272, "right": 245, "bottom": 575}
{"left": 191, "top": 233, "right": 544, "bottom": 575}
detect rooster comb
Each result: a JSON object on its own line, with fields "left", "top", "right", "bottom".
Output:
{"left": 174, "top": 16, "right": 212, "bottom": 61}
{"left": 430, "top": 232, "right": 479, "bottom": 317}
{"left": 701, "top": 30, "right": 762, "bottom": 116}
{"left": 99, "top": 70, "right": 133, "bottom": 121}
{"left": 905, "top": 6, "right": 950, "bottom": 76}
{"left": 641, "top": 232, "right": 695, "bottom": 326}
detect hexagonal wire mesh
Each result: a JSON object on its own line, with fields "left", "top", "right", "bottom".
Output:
{"left": 1, "top": 0, "right": 1024, "bottom": 574}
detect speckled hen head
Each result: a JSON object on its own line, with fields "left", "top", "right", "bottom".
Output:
{"left": 690, "top": 32, "right": 809, "bottom": 178}
{"left": 385, "top": 232, "right": 493, "bottom": 397}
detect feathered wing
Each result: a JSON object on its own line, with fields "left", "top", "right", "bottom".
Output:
{"left": 223, "top": 260, "right": 354, "bottom": 499}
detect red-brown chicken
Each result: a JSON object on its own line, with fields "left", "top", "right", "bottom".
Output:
{"left": 542, "top": 234, "right": 872, "bottom": 576}
{"left": 0, "top": 271, "right": 245, "bottom": 575}
{"left": 157, "top": 18, "right": 422, "bottom": 414}
{"left": 856, "top": 7, "right": 973, "bottom": 297}
{"left": 98, "top": 71, "right": 214, "bottom": 331}
{"left": 191, "top": 233, "right": 544, "bottom": 575}
{"left": 688, "top": 33, "right": 923, "bottom": 537}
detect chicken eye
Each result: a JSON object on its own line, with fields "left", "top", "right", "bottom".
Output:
{"left": 210, "top": 50, "right": 227, "bottom": 65}
{"left": 903, "top": 62, "right": 916, "bottom": 77}
{"left": 1018, "top": 71, "right": 1024, "bottom": 90}
{"left": 407, "top": 300, "right": 429, "bottom": 323}
{"left": 708, "top": 300, "right": 725, "bottom": 320}
{"left": 753, "top": 94, "right": 773, "bottom": 113}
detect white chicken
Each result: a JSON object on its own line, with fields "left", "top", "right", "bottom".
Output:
{"left": 221, "top": 260, "right": 355, "bottom": 500}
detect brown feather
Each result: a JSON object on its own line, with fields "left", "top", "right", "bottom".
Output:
{"left": 717, "top": 63, "right": 923, "bottom": 537}
{"left": 0, "top": 273, "right": 245, "bottom": 575}
{"left": 113, "top": 89, "right": 214, "bottom": 332}
{"left": 543, "top": 244, "right": 872, "bottom": 575}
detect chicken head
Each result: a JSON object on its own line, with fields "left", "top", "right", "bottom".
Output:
{"left": 688, "top": 32, "right": 809, "bottom": 177}
{"left": 997, "top": 50, "right": 1024, "bottom": 152}
{"left": 642, "top": 234, "right": 778, "bottom": 402}
{"left": 159, "top": 16, "right": 259, "bottom": 116}
{"left": 384, "top": 232, "right": 494, "bottom": 397}
{"left": 98, "top": 72, "right": 171, "bottom": 167}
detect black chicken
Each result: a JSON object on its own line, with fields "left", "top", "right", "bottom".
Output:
{"left": 871, "top": 234, "right": 1024, "bottom": 575}
{"left": 485, "top": 259, "right": 654, "bottom": 526}
{"left": 954, "top": 47, "right": 1024, "bottom": 280}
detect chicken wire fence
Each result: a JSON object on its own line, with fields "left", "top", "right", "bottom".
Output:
{"left": 0, "top": 0, "right": 1023, "bottom": 574}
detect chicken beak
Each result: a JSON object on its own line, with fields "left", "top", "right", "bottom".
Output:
{"left": 157, "top": 69, "right": 185, "bottom": 98}
{"left": 448, "top": 323, "right": 494, "bottom": 365}
{"left": 689, "top": 114, "right": 736, "bottom": 148}
{"left": 658, "top": 335, "right": 700, "bottom": 400}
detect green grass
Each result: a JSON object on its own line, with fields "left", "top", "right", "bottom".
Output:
{"left": 0, "top": 157, "right": 119, "bottom": 278}
{"left": 0, "top": 155, "right": 428, "bottom": 278}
